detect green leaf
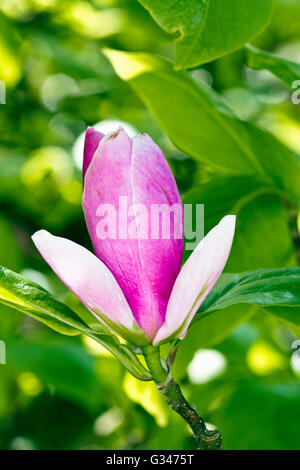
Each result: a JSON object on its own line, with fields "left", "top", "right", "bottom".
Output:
{"left": 181, "top": 267, "right": 300, "bottom": 353}
{"left": 0, "top": 216, "right": 21, "bottom": 271}
{"left": 225, "top": 192, "right": 297, "bottom": 272}
{"left": 265, "top": 306, "right": 300, "bottom": 328}
{"left": 65, "top": 292, "right": 112, "bottom": 335}
{"left": 178, "top": 181, "right": 297, "bottom": 360}
{"left": 138, "top": 0, "right": 273, "bottom": 69}
{"left": 0, "top": 266, "right": 152, "bottom": 380}
{"left": 8, "top": 338, "right": 102, "bottom": 409}
{"left": 182, "top": 175, "right": 268, "bottom": 232}
{"left": 0, "top": 13, "right": 21, "bottom": 86}
{"left": 76, "top": 332, "right": 152, "bottom": 381}
{"left": 213, "top": 382, "right": 300, "bottom": 450}
{"left": 0, "top": 266, "right": 91, "bottom": 336}
{"left": 246, "top": 44, "right": 300, "bottom": 87}
{"left": 105, "top": 50, "right": 300, "bottom": 204}
{"left": 182, "top": 176, "right": 297, "bottom": 270}
{"left": 199, "top": 268, "right": 300, "bottom": 315}
{"left": 175, "top": 267, "right": 300, "bottom": 368}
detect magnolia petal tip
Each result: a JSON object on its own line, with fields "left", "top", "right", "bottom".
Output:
{"left": 83, "top": 127, "right": 104, "bottom": 184}
{"left": 86, "top": 126, "right": 95, "bottom": 135}
{"left": 220, "top": 214, "right": 236, "bottom": 227}
{"left": 226, "top": 214, "right": 236, "bottom": 223}
{"left": 32, "top": 229, "right": 49, "bottom": 244}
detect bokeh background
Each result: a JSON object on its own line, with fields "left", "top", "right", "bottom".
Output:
{"left": 0, "top": 0, "right": 300, "bottom": 450}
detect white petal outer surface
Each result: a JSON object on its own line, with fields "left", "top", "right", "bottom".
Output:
{"left": 153, "top": 215, "right": 236, "bottom": 346}
{"left": 32, "top": 230, "right": 148, "bottom": 344}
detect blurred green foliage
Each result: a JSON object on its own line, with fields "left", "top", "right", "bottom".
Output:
{"left": 0, "top": 0, "right": 299, "bottom": 450}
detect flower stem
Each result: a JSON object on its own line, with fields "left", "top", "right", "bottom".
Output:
{"left": 142, "top": 345, "right": 222, "bottom": 450}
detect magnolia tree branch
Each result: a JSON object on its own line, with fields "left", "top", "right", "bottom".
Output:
{"left": 142, "top": 346, "right": 222, "bottom": 450}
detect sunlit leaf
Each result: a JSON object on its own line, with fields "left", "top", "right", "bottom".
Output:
{"left": 0, "top": 266, "right": 151, "bottom": 380}
{"left": 138, "top": 0, "right": 273, "bottom": 69}
{"left": 106, "top": 50, "right": 300, "bottom": 204}
{"left": 0, "top": 13, "right": 21, "bottom": 86}
{"left": 123, "top": 373, "right": 168, "bottom": 427}
{"left": 0, "top": 266, "right": 90, "bottom": 336}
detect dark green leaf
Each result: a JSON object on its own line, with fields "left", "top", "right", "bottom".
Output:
{"left": 179, "top": 267, "right": 300, "bottom": 359}
{"left": 178, "top": 183, "right": 296, "bottom": 357}
{"left": 199, "top": 267, "right": 300, "bottom": 315}
{"left": 266, "top": 306, "right": 300, "bottom": 328}
{"left": 214, "top": 382, "right": 300, "bottom": 450}
{"left": 225, "top": 193, "right": 297, "bottom": 272}
{"left": 182, "top": 177, "right": 297, "bottom": 270}
{"left": 8, "top": 338, "right": 101, "bottom": 409}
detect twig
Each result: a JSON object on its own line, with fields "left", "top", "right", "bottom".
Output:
{"left": 142, "top": 345, "right": 222, "bottom": 450}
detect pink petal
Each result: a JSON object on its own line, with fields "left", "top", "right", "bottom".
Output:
{"left": 153, "top": 215, "right": 236, "bottom": 346}
{"left": 82, "top": 127, "right": 104, "bottom": 185}
{"left": 31, "top": 229, "right": 145, "bottom": 341}
{"left": 82, "top": 128, "right": 183, "bottom": 340}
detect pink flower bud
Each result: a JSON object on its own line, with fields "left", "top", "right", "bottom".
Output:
{"left": 82, "top": 127, "right": 184, "bottom": 340}
{"left": 32, "top": 127, "right": 235, "bottom": 346}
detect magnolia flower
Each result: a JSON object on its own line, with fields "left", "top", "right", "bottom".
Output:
{"left": 32, "top": 127, "right": 235, "bottom": 346}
